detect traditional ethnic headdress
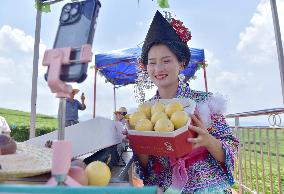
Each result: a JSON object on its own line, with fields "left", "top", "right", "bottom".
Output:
{"left": 141, "top": 10, "right": 191, "bottom": 67}
{"left": 134, "top": 11, "right": 192, "bottom": 103}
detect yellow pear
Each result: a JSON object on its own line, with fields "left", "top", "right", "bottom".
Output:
{"left": 138, "top": 103, "right": 151, "bottom": 118}
{"left": 135, "top": 118, "right": 153, "bottom": 131}
{"left": 154, "top": 118, "right": 174, "bottom": 132}
{"left": 170, "top": 111, "right": 189, "bottom": 129}
{"left": 151, "top": 111, "right": 168, "bottom": 124}
{"left": 151, "top": 101, "right": 165, "bottom": 115}
{"left": 125, "top": 114, "right": 130, "bottom": 119}
{"left": 85, "top": 161, "right": 111, "bottom": 186}
{"left": 165, "top": 101, "right": 184, "bottom": 117}
{"left": 129, "top": 112, "right": 146, "bottom": 128}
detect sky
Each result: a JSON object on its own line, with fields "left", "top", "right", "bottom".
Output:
{"left": 0, "top": 0, "right": 283, "bottom": 125}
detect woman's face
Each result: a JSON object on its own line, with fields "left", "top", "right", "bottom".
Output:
{"left": 147, "top": 44, "right": 183, "bottom": 89}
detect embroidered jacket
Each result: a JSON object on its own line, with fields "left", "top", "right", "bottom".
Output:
{"left": 133, "top": 83, "right": 239, "bottom": 193}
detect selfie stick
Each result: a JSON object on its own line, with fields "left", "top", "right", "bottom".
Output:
{"left": 43, "top": 44, "right": 92, "bottom": 186}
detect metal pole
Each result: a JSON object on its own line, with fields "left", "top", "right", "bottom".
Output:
{"left": 202, "top": 62, "right": 208, "bottom": 93}
{"left": 270, "top": 0, "right": 284, "bottom": 104}
{"left": 235, "top": 117, "right": 243, "bottom": 194}
{"left": 93, "top": 68, "right": 97, "bottom": 118}
{"left": 113, "top": 85, "right": 117, "bottom": 112}
{"left": 58, "top": 98, "right": 66, "bottom": 140}
{"left": 30, "top": 8, "right": 42, "bottom": 139}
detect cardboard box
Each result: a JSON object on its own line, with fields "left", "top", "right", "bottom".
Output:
{"left": 128, "top": 98, "right": 197, "bottom": 158}
{"left": 25, "top": 117, "right": 123, "bottom": 158}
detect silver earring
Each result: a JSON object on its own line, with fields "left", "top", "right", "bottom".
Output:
{"left": 178, "top": 73, "right": 185, "bottom": 83}
{"left": 134, "top": 61, "right": 154, "bottom": 104}
{"left": 178, "top": 73, "right": 187, "bottom": 95}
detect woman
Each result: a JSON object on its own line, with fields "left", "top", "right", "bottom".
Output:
{"left": 133, "top": 11, "right": 239, "bottom": 193}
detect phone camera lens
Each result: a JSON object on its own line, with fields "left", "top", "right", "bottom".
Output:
{"left": 70, "top": 7, "right": 79, "bottom": 16}
{"left": 61, "top": 13, "right": 70, "bottom": 22}
{"left": 74, "top": 3, "right": 80, "bottom": 9}
{"left": 63, "top": 4, "right": 72, "bottom": 12}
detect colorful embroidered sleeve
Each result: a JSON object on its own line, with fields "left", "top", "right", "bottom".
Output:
{"left": 133, "top": 154, "right": 171, "bottom": 191}
{"left": 208, "top": 113, "right": 239, "bottom": 185}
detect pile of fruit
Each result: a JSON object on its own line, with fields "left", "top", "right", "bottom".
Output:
{"left": 129, "top": 101, "right": 189, "bottom": 132}
{"left": 68, "top": 160, "right": 111, "bottom": 186}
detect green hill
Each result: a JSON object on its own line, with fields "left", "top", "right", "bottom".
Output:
{"left": 0, "top": 108, "right": 57, "bottom": 141}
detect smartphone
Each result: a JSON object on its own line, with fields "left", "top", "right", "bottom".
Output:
{"left": 45, "top": 0, "right": 101, "bottom": 83}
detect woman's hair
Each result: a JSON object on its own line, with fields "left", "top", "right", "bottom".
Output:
{"left": 141, "top": 40, "right": 191, "bottom": 67}
{"left": 140, "top": 11, "right": 191, "bottom": 68}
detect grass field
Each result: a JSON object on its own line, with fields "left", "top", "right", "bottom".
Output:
{"left": 232, "top": 127, "right": 284, "bottom": 194}
{"left": 0, "top": 107, "right": 57, "bottom": 141}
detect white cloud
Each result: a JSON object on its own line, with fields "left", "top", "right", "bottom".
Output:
{"left": 191, "top": 36, "right": 282, "bottom": 115}
{"left": 237, "top": 0, "right": 284, "bottom": 65}
{"left": 0, "top": 25, "right": 33, "bottom": 54}
{"left": 0, "top": 25, "right": 57, "bottom": 114}
{"left": 0, "top": 25, "right": 140, "bottom": 121}
{"left": 229, "top": 0, "right": 284, "bottom": 111}
{"left": 204, "top": 50, "right": 220, "bottom": 67}
{"left": 74, "top": 69, "right": 141, "bottom": 120}
{"left": 190, "top": 49, "right": 257, "bottom": 113}
{"left": 0, "top": 57, "right": 14, "bottom": 84}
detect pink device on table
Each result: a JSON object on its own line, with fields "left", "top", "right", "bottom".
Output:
{"left": 42, "top": 44, "right": 92, "bottom": 186}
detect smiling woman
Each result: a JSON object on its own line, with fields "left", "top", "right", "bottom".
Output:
{"left": 132, "top": 10, "right": 239, "bottom": 194}
{"left": 147, "top": 44, "right": 182, "bottom": 97}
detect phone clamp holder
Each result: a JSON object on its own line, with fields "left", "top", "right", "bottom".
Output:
{"left": 43, "top": 44, "right": 92, "bottom": 186}
{"left": 42, "top": 44, "right": 92, "bottom": 98}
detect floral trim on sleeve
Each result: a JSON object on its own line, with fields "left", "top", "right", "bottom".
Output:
{"left": 208, "top": 113, "right": 239, "bottom": 185}
{"left": 133, "top": 154, "right": 172, "bottom": 191}
{"left": 133, "top": 154, "right": 154, "bottom": 181}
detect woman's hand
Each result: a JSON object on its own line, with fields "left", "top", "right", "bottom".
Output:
{"left": 45, "top": 140, "right": 53, "bottom": 148}
{"left": 187, "top": 114, "right": 225, "bottom": 162}
{"left": 81, "top": 93, "right": 85, "bottom": 102}
{"left": 187, "top": 114, "right": 212, "bottom": 149}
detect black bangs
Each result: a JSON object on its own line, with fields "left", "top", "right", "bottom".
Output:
{"left": 141, "top": 11, "right": 190, "bottom": 67}
{"left": 141, "top": 41, "right": 190, "bottom": 67}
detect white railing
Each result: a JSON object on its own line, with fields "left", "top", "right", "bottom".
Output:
{"left": 226, "top": 108, "right": 284, "bottom": 194}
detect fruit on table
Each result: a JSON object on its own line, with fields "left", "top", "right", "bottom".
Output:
{"left": 138, "top": 103, "right": 151, "bottom": 118}
{"left": 85, "top": 161, "right": 111, "bottom": 186}
{"left": 129, "top": 112, "right": 146, "bottom": 127}
{"left": 125, "top": 114, "right": 131, "bottom": 119}
{"left": 151, "top": 101, "right": 165, "bottom": 115}
{"left": 151, "top": 111, "right": 168, "bottom": 124}
{"left": 0, "top": 134, "right": 17, "bottom": 155}
{"left": 68, "top": 166, "right": 88, "bottom": 185}
{"left": 154, "top": 118, "right": 174, "bottom": 132}
{"left": 135, "top": 118, "right": 153, "bottom": 131}
{"left": 170, "top": 111, "right": 189, "bottom": 129}
{"left": 165, "top": 101, "right": 183, "bottom": 117}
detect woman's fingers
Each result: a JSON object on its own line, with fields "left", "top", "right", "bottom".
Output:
{"left": 189, "top": 114, "right": 203, "bottom": 128}
{"left": 187, "top": 137, "right": 201, "bottom": 149}
{"left": 187, "top": 137, "right": 200, "bottom": 144}
{"left": 194, "top": 113, "right": 203, "bottom": 123}
{"left": 192, "top": 143, "right": 200, "bottom": 149}
{"left": 188, "top": 125, "right": 203, "bottom": 134}
{"left": 189, "top": 114, "right": 207, "bottom": 134}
